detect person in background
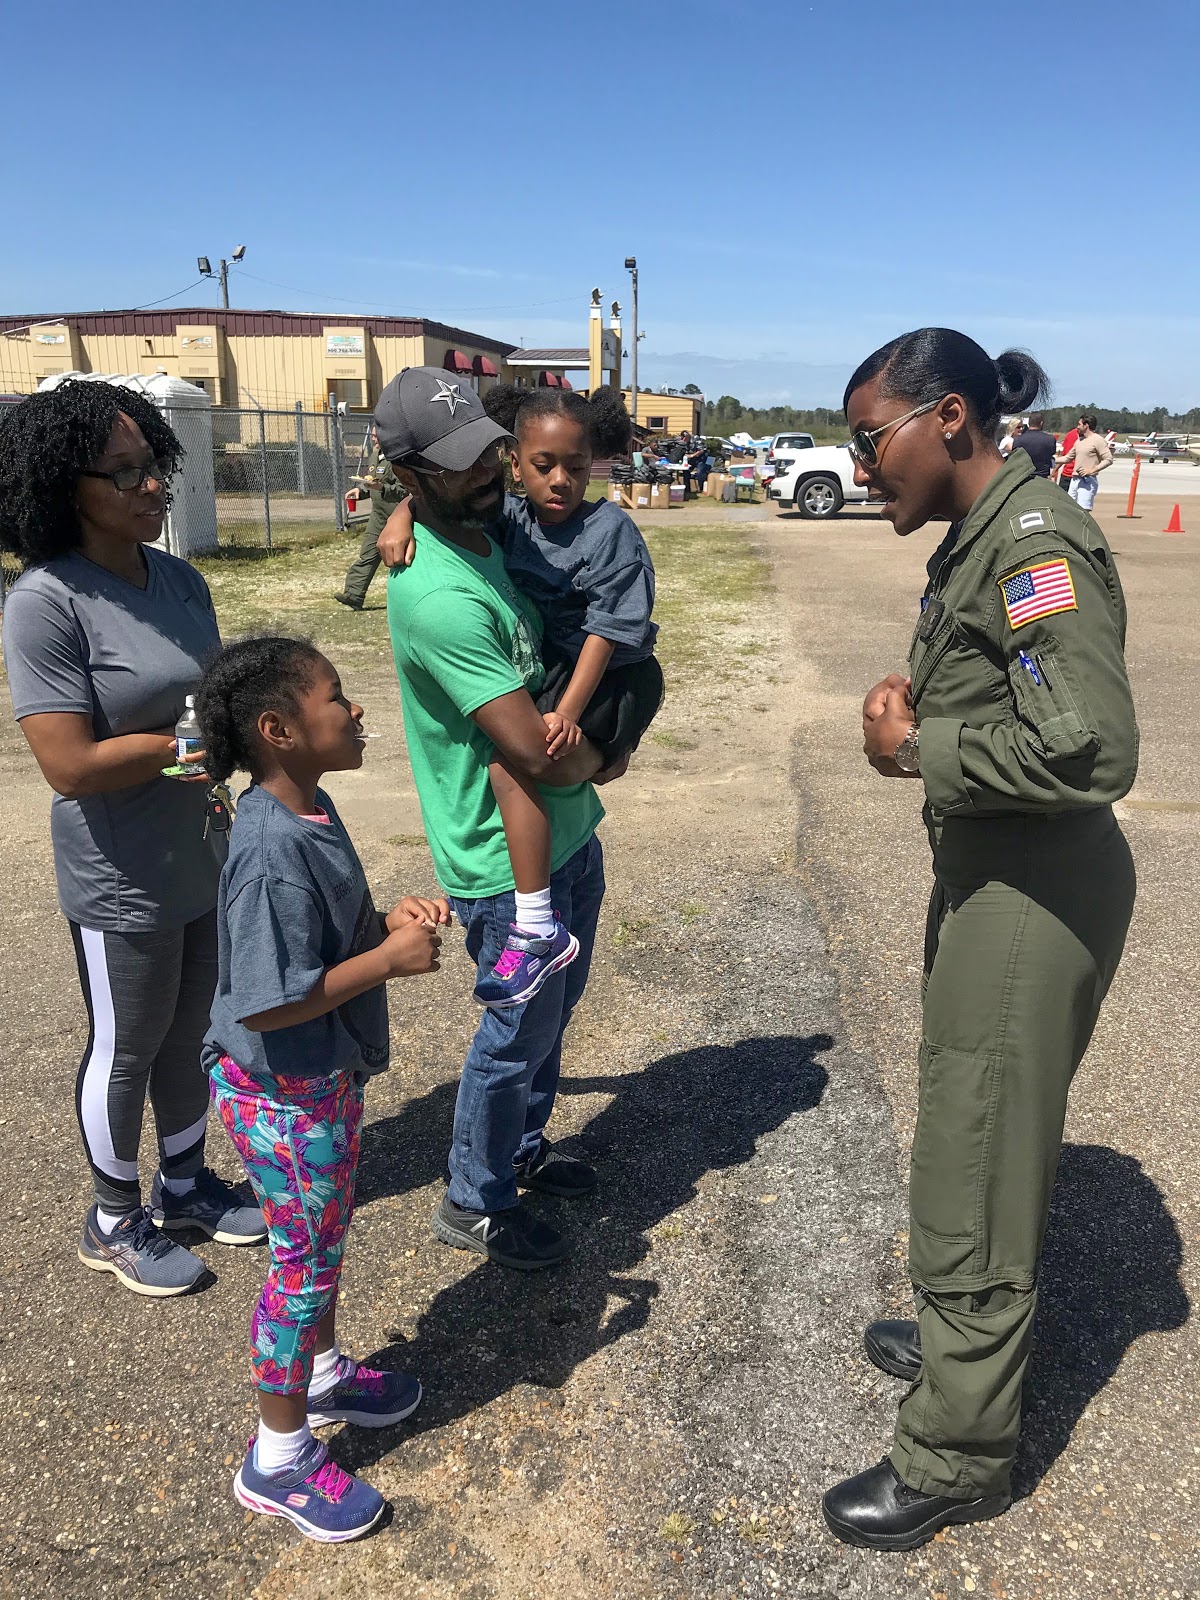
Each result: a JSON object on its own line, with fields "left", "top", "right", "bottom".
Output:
{"left": 1057, "top": 413, "right": 1113, "bottom": 510}
{"left": 334, "top": 433, "right": 407, "bottom": 611}
{"left": 1010, "top": 411, "right": 1057, "bottom": 477}
{"left": 1056, "top": 419, "right": 1081, "bottom": 491}
{"left": 0, "top": 380, "right": 264, "bottom": 1299}
{"left": 686, "top": 434, "right": 711, "bottom": 493}
{"left": 998, "top": 418, "right": 1024, "bottom": 458}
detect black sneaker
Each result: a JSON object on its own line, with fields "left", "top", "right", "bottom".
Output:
{"left": 515, "top": 1137, "right": 597, "bottom": 1198}
{"left": 333, "top": 593, "right": 363, "bottom": 611}
{"left": 431, "top": 1194, "right": 569, "bottom": 1270}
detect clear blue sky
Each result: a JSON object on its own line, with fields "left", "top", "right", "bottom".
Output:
{"left": 3, "top": 0, "right": 1197, "bottom": 409}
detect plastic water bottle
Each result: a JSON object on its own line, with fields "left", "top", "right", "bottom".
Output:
{"left": 175, "top": 695, "right": 205, "bottom": 768}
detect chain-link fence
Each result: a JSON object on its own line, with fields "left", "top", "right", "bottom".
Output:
{"left": 209, "top": 405, "right": 372, "bottom": 551}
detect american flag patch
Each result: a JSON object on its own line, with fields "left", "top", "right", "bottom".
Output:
{"left": 999, "top": 559, "right": 1077, "bottom": 630}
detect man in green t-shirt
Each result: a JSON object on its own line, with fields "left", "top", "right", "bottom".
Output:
{"left": 377, "top": 368, "right": 622, "bottom": 1271}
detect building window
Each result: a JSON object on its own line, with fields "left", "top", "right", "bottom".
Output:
{"left": 646, "top": 414, "right": 668, "bottom": 431}
{"left": 327, "top": 379, "right": 366, "bottom": 409}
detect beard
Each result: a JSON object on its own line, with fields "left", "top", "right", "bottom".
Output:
{"left": 419, "top": 470, "right": 504, "bottom": 529}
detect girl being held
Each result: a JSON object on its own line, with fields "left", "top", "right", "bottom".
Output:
{"left": 382, "top": 385, "right": 663, "bottom": 1008}
{"left": 196, "top": 636, "right": 448, "bottom": 1544}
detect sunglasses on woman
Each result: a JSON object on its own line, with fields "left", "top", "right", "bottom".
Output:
{"left": 847, "top": 397, "right": 946, "bottom": 468}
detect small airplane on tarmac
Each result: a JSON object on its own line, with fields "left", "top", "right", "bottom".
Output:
{"left": 1120, "top": 432, "right": 1198, "bottom": 461}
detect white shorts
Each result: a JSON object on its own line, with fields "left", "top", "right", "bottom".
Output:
{"left": 1068, "top": 473, "right": 1098, "bottom": 511}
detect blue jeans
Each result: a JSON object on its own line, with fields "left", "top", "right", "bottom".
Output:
{"left": 446, "top": 835, "right": 605, "bottom": 1212}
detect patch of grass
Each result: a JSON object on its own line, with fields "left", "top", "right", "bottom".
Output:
{"left": 641, "top": 522, "right": 771, "bottom": 674}
{"left": 678, "top": 900, "right": 709, "bottom": 921}
{"left": 386, "top": 833, "right": 426, "bottom": 848}
{"left": 660, "top": 1512, "right": 696, "bottom": 1543}
{"left": 648, "top": 730, "right": 698, "bottom": 751}
{"left": 612, "top": 916, "right": 650, "bottom": 949}
{"left": 195, "top": 533, "right": 393, "bottom": 664}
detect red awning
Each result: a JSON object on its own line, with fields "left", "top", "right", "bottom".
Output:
{"left": 472, "top": 354, "right": 498, "bottom": 377}
{"left": 539, "top": 371, "right": 560, "bottom": 387}
{"left": 443, "top": 349, "right": 472, "bottom": 373}
{"left": 559, "top": 375, "right": 572, "bottom": 390}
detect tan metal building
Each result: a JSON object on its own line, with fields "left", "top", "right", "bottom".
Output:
{"left": 0, "top": 308, "right": 516, "bottom": 411}
{"left": 623, "top": 390, "right": 704, "bottom": 436}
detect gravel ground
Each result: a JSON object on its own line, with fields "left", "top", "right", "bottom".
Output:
{"left": 0, "top": 492, "right": 1196, "bottom": 1599}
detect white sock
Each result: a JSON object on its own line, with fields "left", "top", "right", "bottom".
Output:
{"left": 255, "top": 1419, "right": 314, "bottom": 1477}
{"left": 159, "top": 1172, "right": 196, "bottom": 1196}
{"left": 94, "top": 1206, "right": 129, "bottom": 1235}
{"left": 308, "top": 1342, "right": 344, "bottom": 1399}
{"left": 514, "top": 888, "right": 556, "bottom": 938}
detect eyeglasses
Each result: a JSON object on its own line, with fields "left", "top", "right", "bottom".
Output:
{"left": 78, "top": 457, "right": 172, "bottom": 492}
{"left": 847, "top": 398, "right": 946, "bottom": 468}
{"left": 404, "top": 442, "right": 507, "bottom": 480}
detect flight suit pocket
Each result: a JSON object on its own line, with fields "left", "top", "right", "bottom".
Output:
{"left": 909, "top": 1039, "right": 995, "bottom": 1284}
{"left": 1007, "top": 643, "right": 1099, "bottom": 761}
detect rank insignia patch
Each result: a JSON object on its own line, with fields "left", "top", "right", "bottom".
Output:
{"left": 999, "top": 559, "right": 1077, "bottom": 630}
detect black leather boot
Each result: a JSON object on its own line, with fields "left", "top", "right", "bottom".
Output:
{"left": 864, "top": 1317, "right": 922, "bottom": 1381}
{"left": 823, "top": 1459, "right": 1009, "bottom": 1550}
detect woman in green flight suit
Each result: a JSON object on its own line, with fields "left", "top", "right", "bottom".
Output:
{"left": 822, "top": 328, "right": 1138, "bottom": 1552}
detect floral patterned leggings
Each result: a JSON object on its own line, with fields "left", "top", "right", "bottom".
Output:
{"left": 210, "top": 1056, "right": 364, "bottom": 1395}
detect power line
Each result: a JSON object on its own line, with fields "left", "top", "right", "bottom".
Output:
{"left": 234, "top": 269, "right": 583, "bottom": 320}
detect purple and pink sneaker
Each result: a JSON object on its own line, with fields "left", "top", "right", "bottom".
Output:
{"left": 233, "top": 1436, "right": 384, "bottom": 1543}
{"left": 307, "top": 1358, "right": 423, "bottom": 1428}
{"left": 473, "top": 921, "right": 579, "bottom": 1008}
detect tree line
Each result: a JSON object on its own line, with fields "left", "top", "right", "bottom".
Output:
{"left": 699, "top": 394, "right": 1200, "bottom": 441}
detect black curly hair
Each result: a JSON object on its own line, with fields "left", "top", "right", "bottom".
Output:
{"left": 0, "top": 380, "right": 183, "bottom": 565}
{"left": 484, "top": 383, "right": 632, "bottom": 457}
{"left": 195, "top": 636, "right": 326, "bottom": 785}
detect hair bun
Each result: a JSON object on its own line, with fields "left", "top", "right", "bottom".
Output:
{"left": 994, "top": 349, "right": 1048, "bottom": 415}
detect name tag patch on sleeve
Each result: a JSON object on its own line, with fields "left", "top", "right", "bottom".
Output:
{"left": 999, "top": 559, "right": 1077, "bottom": 630}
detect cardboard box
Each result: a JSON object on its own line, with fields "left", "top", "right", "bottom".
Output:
{"left": 708, "top": 472, "right": 730, "bottom": 500}
{"left": 608, "top": 481, "right": 635, "bottom": 510}
{"left": 649, "top": 482, "right": 670, "bottom": 510}
{"left": 630, "top": 482, "right": 653, "bottom": 511}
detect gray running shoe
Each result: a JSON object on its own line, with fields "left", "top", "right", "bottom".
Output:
{"left": 432, "top": 1194, "right": 569, "bottom": 1270}
{"left": 151, "top": 1167, "right": 266, "bottom": 1245}
{"left": 78, "top": 1205, "right": 207, "bottom": 1297}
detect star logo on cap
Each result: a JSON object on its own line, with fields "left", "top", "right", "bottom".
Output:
{"left": 430, "top": 379, "right": 468, "bottom": 414}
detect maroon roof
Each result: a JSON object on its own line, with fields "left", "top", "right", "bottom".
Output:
{"left": 0, "top": 307, "right": 515, "bottom": 357}
{"left": 508, "top": 347, "right": 589, "bottom": 364}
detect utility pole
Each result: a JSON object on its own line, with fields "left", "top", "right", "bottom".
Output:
{"left": 624, "top": 256, "right": 638, "bottom": 436}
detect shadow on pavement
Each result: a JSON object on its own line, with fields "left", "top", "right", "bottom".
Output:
{"left": 342, "top": 1031, "right": 831, "bottom": 1472}
{"left": 1014, "top": 1142, "right": 1189, "bottom": 1497}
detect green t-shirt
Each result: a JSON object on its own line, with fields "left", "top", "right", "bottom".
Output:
{"left": 386, "top": 522, "right": 604, "bottom": 899}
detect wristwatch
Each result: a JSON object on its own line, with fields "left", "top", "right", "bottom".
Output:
{"left": 893, "top": 722, "right": 921, "bottom": 773}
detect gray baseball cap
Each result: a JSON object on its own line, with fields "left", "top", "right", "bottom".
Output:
{"left": 373, "top": 366, "right": 512, "bottom": 472}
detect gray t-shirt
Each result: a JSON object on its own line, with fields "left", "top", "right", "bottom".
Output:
{"left": 499, "top": 493, "right": 658, "bottom": 667}
{"left": 2, "top": 549, "right": 226, "bottom": 931}
{"left": 203, "top": 785, "right": 389, "bottom": 1082}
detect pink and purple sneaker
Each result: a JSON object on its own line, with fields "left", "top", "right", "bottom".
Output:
{"left": 473, "top": 921, "right": 579, "bottom": 1009}
{"left": 233, "top": 1436, "right": 384, "bottom": 1543}
{"left": 307, "top": 1358, "right": 423, "bottom": 1428}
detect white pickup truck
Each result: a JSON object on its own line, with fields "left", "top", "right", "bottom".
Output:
{"left": 766, "top": 442, "right": 869, "bottom": 518}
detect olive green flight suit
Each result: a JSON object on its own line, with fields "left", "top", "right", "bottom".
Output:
{"left": 892, "top": 451, "right": 1138, "bottom": 1499}
{"left": 340, "top": 442, "right": 408, "bottom": 607}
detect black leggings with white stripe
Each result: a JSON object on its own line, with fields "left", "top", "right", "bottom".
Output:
{"left": 69, "top": 911, "right": 218, "bottom": 1215}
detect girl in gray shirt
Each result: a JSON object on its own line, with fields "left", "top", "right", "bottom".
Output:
{"left": 1, "top": 380, "right": 263, "bottom": 1298}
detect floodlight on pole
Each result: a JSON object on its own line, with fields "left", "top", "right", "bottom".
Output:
{"left": 198, "top": 245, "right": 247, "bottom": 308}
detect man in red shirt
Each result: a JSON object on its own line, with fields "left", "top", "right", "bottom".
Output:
{"left": 1057, "top": 420, "right": 1081, "bottom": 491}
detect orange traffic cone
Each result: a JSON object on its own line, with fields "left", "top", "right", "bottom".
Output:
{"left": 1164, "top": 503, "right": 1185, "bottom": 533}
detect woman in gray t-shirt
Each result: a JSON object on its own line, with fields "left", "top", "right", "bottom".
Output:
{"left": 0, "top": 381, "right": 263, "bottom": 1297}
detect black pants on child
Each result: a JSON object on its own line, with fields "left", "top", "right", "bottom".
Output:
{"left": 536, "top": 649, "right": 664, "bottom": 766}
